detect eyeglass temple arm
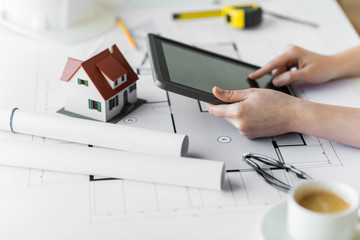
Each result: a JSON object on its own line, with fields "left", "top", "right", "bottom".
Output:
{"left": 243, "top": 153, "right": 292, "bottom": 191}
{"left": 254, "top": 168, "right": 292, "bottom": 192}
{"left": 284, "top": 163, "right": 312, "bottom": 180}
{"left": 243, "top": 152, "right": 313, "bottom": 180}
{"left": 242, "top": 152, "right": 312, "bottom": 191}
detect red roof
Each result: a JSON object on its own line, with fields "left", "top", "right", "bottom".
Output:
{"left": 60, "top": 57, "right": 83, "bottom": 82}
{"left": 96, "top": 55, "right": 128, "bottom": 81}
{"left": 60, "top": 45, "right": 138, "bottom": 100}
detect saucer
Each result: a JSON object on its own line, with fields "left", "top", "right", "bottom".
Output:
{"left": 261, "top": 202, "right": 293, "bottom": 240}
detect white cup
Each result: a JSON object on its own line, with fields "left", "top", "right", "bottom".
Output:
{"left": 287, "top": 181, "right": 359, "bottom": 240}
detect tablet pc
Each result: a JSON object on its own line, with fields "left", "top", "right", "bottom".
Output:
{"left": 147, "top": 34, "right": 293, "bottom": 104}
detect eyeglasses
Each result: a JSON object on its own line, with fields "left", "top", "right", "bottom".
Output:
{"left": 242, "top": 152, "right": 312, "bottom": 192}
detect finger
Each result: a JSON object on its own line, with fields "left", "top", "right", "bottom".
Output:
{"left": 273, "top": 68, "right": 308, "bottom": 86}
{"left": 248, "top": 65, "right": 274, "bottom": 80}
{"left": 248, "top": 52, "right": 298, "bottom": 80}
{"left": 212, "top": 86, "right": 248, "bottom": 103}
{"left": 204, "top": 103, "right": 214, "bottom": 112}
{"left": 207, "top": 101, "right": 242, "bottom": 118}
{"left": 272, "top": 66, "right": 288, "bottom": 77}
{"left": 206, "top": 104, "right": 232, "bottom": 118}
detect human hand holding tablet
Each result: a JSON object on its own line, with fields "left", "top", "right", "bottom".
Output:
{"left": 146, "top": 34, "right": 294, "bottom": 104}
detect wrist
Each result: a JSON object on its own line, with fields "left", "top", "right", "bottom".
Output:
{"left": 289, "top": 98, "right": 316, "bottom": 134}
{"left": 330, "top": 45, "right": 360, "bottom": 79}
{"left": 322, "top": 52, "right": 352, "bottom": 80}
{"left": 329, "top": 53, "right": 347, "bottom": 79}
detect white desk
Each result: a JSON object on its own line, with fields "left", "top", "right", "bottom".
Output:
{"left": 0, "top": 1, "right": 359, "bottom": 240}
{"left": 300, "top": 0, "right": 359, "bottom": 52}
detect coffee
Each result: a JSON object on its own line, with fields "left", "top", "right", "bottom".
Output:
{"left": 296, "top": 189, "right": 350, "bottom": 213}
{"left": 288, "top": 181, "right": 359, "bottom": 240}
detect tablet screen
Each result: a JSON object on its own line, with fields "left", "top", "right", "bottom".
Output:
{"left": 161, "top": 41, "right": 274, "bottom": 93}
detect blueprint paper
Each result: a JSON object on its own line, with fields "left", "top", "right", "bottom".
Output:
{"left": 0, "top": 108, "right": 188, "bottom": 157}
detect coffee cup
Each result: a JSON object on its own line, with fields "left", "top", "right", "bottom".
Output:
{"left": 287, "top": 180, "right": 359, "bottom": 240}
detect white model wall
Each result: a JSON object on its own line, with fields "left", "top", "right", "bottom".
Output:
{"left": 63, "top": 69, "right": 138, "bottom": 122}
{"left": 63, "top": 68, "right": 106, "bottom": 121}
{"left": 128, "top": 83, "right": 137, "bottom": 104}
{"left": 104, "top": 92, "right": 124, "bottom": 122}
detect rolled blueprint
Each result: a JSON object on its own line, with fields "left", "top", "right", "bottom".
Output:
{"left": 0, "top": 140, "right": 225, "bottom": 190}
{"left": 0, "top": 108, "right": 188, "bottom": 157}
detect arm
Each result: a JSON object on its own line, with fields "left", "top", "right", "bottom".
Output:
{"left": 331, "top": 45, "right": 360, "bottom": 79}
{"left": 249, "top": 45, "right": 360, "bottom": 86}
{"left": 294, "top": 99, "right": 360, "bottom": 148}
{"left": 206, "top": 87, "right": 360, "bottom": 148}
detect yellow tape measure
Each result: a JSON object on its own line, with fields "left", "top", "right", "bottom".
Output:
{"left": 173, "top": 3, "right": 262, "bottom": 29}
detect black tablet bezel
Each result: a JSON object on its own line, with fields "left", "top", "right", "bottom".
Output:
{"left": 147, "top": 33, "right": 293, "bottom": 104}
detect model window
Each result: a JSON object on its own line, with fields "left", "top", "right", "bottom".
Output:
{"left": 115, "top": 95, "right": 119, "bottom": 106}
{"left": 109, "top": 96, "right": 119, "bottom": 111}
{"left": 78, "top": 78, "right": 88, "bottom": 86}
{"left": 129, "top": 83, "right": 137, "bottom": 92}
{"left": 109, "top": 98, "right": 115, "bottom": 111}
{"left": 114, "top": 79, "right": 118, "bottom": 86}
{"left": 88, "top": 99, "right": 101, "bottom": 112}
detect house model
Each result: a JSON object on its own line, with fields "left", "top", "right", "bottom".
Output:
{"left": 60, "top": 44, "right": 138, "bottom": 122}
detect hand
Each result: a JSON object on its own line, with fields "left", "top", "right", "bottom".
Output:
{"left": 248, "top": 45, "right": 337, "bottom": 87}
{"left": 206, "top": 86, "right": 302, "bottom": 139}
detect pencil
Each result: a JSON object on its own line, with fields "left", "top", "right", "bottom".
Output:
{"left": 116, "top": 18, "right": 137, "bottom": 48}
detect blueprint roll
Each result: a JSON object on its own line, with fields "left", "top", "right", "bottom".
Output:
{"left": 0, "top": 108, "right": 188, "bottom": 157}
{"left": 0, "top": 140, "right": 225, "bottom": 190}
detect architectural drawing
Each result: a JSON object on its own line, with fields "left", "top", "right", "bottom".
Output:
{"left": 23, "top": 40, "right": 343, "bottom": 223}
{"left": 0, "top": 2, "right": 359, "bottom": 240}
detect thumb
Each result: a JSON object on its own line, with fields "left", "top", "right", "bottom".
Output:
{"left": 212, "top": 86, "right": 247, "bottom": 103}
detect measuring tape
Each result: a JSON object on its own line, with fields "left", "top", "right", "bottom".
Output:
{"left": 173, "top": 3, "right": 262, "bottom": 29}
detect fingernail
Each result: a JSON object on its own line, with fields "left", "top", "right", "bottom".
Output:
{"left": 215, "top": 86, "right": 223, "bottom": 93}
{"left": 273, "top": 77, "right": 284, "bottom": 86}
